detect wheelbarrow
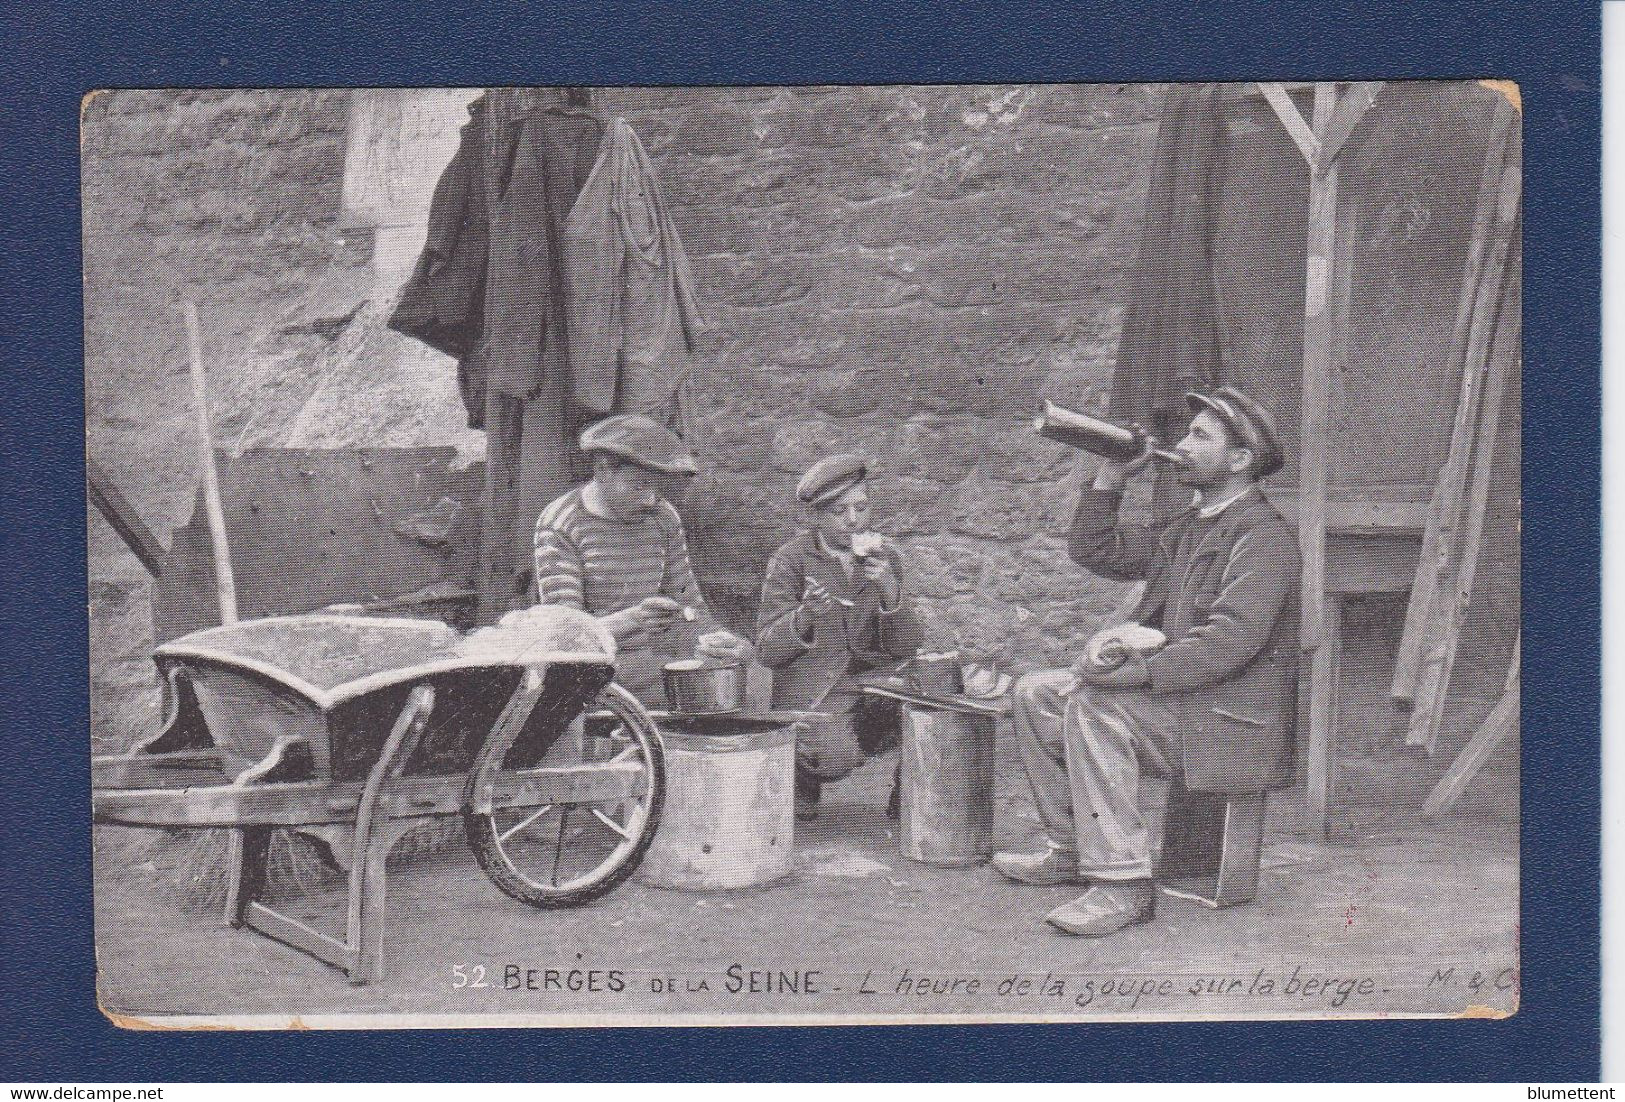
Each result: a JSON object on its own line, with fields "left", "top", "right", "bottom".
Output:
{"left": 91, "top": 608, "right": 666, "bottom": 984}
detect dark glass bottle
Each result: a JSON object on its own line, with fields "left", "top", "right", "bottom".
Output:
{"left": 1032, "top": 401, "right": 1182, "bottom": 464}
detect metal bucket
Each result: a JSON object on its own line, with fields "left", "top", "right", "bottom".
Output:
{"left": 636, "top": 719, "right": 795, "bottom": 890}
{"left": 898, "top": 705, "right": 995, "bottom": 866}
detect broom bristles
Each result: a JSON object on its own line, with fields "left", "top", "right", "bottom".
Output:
{"left": 128, "top": 818, "right": 469, "bottom": 912}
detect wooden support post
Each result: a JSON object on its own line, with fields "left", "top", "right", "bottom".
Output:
{"left": 1299, "top": 86, "right": 1340, "bottom": 839}
{"left": 1305, "top": 595, "right": 1344, "bottom": 837}
{"left": 1393, "top": 98, "right": 1519, "bottom": 704}
{"left": 86, "top": 455, "right": 167, "bottom": 576}
{"left": 1404, "top": 136, "right": 1522, "bottom": 750}
{"left": 1423, "top": 634, "right": 1519, "bottom": 818}
{"left": 1257, "top": 82, "right": 1379, "bottom": 838}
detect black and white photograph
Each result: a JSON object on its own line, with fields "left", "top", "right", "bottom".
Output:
{"left": 83, "top": 80, "right": 1521, "bottom": 1026}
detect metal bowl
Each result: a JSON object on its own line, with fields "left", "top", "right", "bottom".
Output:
{"left": 661, "top": 659, "right": 746, "bottom": 715}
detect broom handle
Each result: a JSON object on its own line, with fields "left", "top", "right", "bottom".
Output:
{"left": 183, "top": 302, "right": 238, "bottom": 625}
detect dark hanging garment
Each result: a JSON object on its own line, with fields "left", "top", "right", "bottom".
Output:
{"left": 1109, "top": 83, "right": 1226, "bottom": 434}
{"left": 388, "top": 97, "right": 493, "bottom": 426}
{"left": 479, "top": 92, "right": 605, "bottom": 401}
{"left": 388, "top": 92, "right": 604, "bottom": 429}
{"left": 388, "top": 90, "right": 607, "bottom": 620}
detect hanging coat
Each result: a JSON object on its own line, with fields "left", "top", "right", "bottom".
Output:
{"left": 480, "top": 91, "right": 604, "bottom": 402}
{"left": 388, "top": 92, "right": 604, "bottom": 426}
{"left": 562, "top": 117, "right": 709, "bottom": 424}
{"left": 388, "top": 97, "right": 492, "bottom": 423}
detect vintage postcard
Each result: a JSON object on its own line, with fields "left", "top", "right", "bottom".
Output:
{"left": 85, "top": 81, "right": 1520, "bottom": 1027}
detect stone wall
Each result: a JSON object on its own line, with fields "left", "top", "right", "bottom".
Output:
{"left": 83, "top": 86, "right": 1517, "bottom": 756}
{"left": 605, "top": 84, "right": 1163, "bottom": 665}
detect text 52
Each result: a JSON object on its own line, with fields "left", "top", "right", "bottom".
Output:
{"left": 452, "top": 964, "right": 490, "bottom": 989}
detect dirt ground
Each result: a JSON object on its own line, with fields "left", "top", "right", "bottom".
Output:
{"left": 83, "top": 89, "right": 1520, "bottom": 1029}
{"left": 92, "top": 722, "right": 1518, "bottom": 1026}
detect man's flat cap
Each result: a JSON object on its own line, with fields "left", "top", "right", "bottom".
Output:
{"left": 1186, "top": 385, "right": 1285, "bottom": 478}
{"left": 579, "top": 414, "right": 698, "bottom": 475}
{"left": 796, "top": 453, "right": 870, "bottom": 507}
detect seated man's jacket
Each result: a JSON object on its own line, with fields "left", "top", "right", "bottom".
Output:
{"left": 755, "top": 532, "right": 924, "bottom": 712}
{"left": 1070, "top": 486, "right": 1300, "bottom": 793}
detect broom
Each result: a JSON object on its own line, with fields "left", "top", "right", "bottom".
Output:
{"left": 151, "top": 304, "right": 462, "bottom": 909}
{"left": 149, "top": 305, "right": 333, "bottom": 908}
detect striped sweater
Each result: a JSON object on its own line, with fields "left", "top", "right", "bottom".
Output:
{"left": 532, "top": 487, "right": 715, "bottom": 638}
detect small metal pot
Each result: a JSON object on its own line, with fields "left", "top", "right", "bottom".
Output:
{"left": 907, "top": 651, "right": 964, "bottom": 697}
{"left": 662, "top": 659, "right": 746, "bottom": 715}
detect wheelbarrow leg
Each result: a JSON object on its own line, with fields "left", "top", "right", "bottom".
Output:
{"left": 225, "top": 827, "right": 272, "bottom": 928}
{"left": 223, "top": 734, "right": 313, "bottom": 929}
{"left": 346, "top": 819, "right": 417, "bottom": 985}
{"left": 340, "top": 686, "right": 436, "bottom": 984}
{"left": 215, "top": 689, "right": 436, "bottom": 985}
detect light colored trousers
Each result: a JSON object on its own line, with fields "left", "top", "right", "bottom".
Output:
{"left": 1010, "top": 669, "right": 1180, "bottom": 881}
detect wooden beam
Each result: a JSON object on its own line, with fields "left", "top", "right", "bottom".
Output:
{"left": 1256, "top": 82, "right": 1320, "bottom": 165}
{"left": 1265, "top": 489, "right": 1430, "bottom": 533}
{"left": 1392, "top": 97, "right": 1519, "bottom": 702}
{"left": 1409, "top": 236, "right": 1521, "bottom": 751}
{"left": 86, "top": 455, "right": 166, "bottom": 576}
{"left": 1397, "top": 123, "right": 1522, "bottom": 731}
{"left": 1223, "top": 81, "right": 1317, "bottom": 103}
{"left": 1318, "top": 82, "right": 1382, "bottom": 165}
{"left": 1422, "top": 634, "right": 1519, "bottom": 818}
{"left": 1299, "top": 82, "right": 1341, "bottom": 838}
{"left": 1255, "top": 81, "right": 1382, "bottom": 837}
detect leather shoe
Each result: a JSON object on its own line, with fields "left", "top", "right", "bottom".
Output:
{"left": 992, "top": 845, "right": 1082, "bottom": 885}
{"left": 1044, "top": 879, "right": 1156, "bottom": 937}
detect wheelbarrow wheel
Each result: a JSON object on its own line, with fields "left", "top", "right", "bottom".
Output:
{"left": 466, "top": 682, "right": 665, "bottom": 908}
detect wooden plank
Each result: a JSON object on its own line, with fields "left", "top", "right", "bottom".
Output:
{"left": 87, "top": 456, "right": 167, "bottom": 576}
{"left": 1422, "top": 634, "right": 1519, "bottom": 817}
{"left": 1399, "top": 130, "right": 1523, "bottom": 733}
{"left": 1409, "top": 241, "right": 1521, "bottom": 751}
{"left": 1427, "top": 95, "right": 1520, "bottom": 470}
{"left": 91, "top": 761, "right": 644, "bottom": 829}
{"left": 1257, "top": 82, "right": 1320, "bottom": 165}
{"left": 1318, "top": 82, "right": 1383, "bottom": 165}
{"left": 1392, "top": 99, "right": 1518, "bottom": 702}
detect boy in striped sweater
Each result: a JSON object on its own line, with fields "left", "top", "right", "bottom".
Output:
{"left": 533, "top": 414, "right": 751, "bottom": 706}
